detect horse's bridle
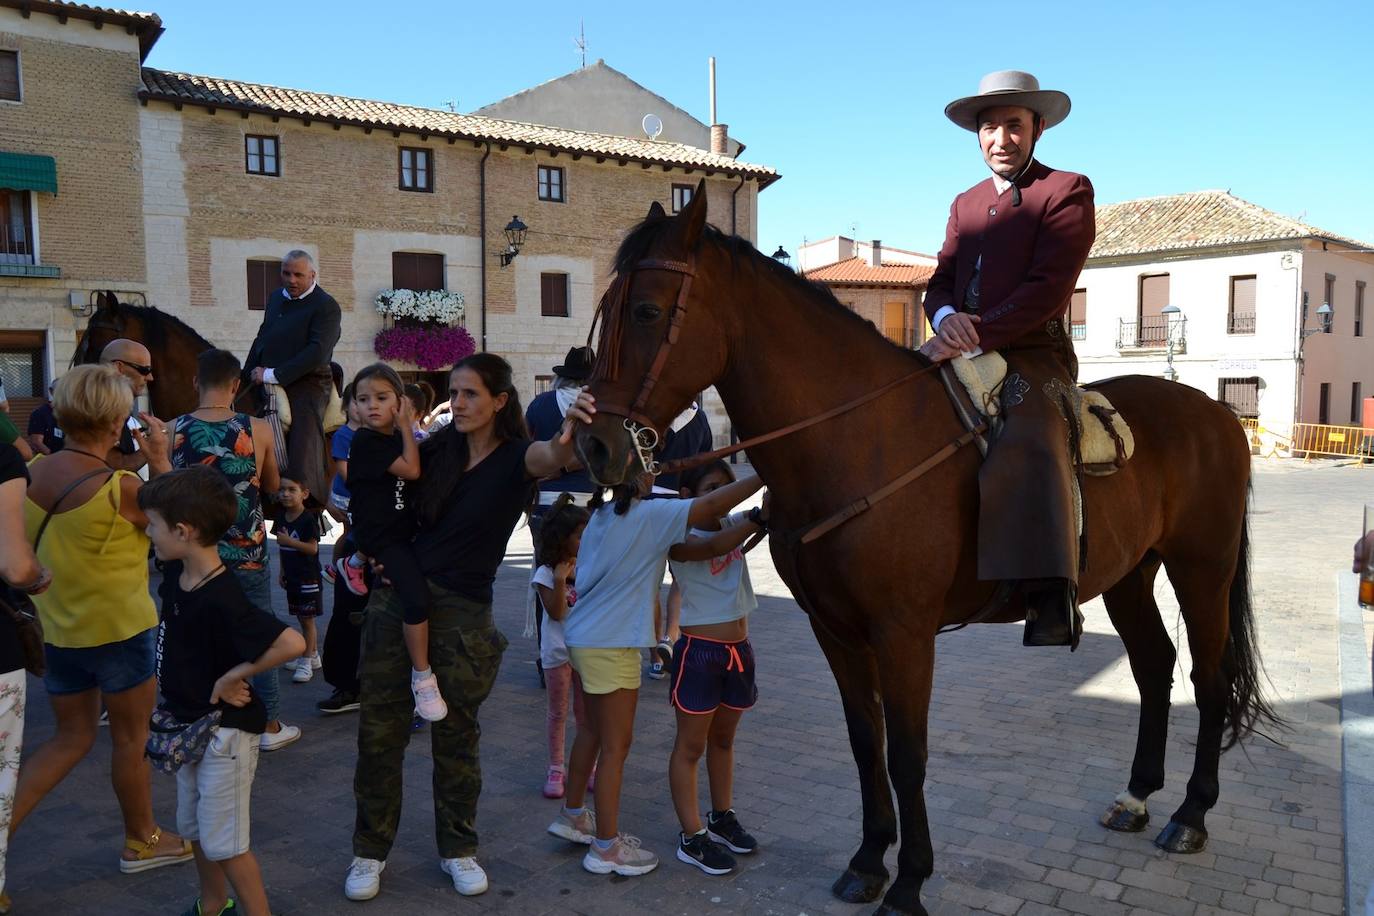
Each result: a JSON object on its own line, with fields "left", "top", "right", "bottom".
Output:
{"left": 71, "top": 312, "right": 125, "bottom": 366}
{"left": 589, "top": 255, "right": 697, "bottom": 475}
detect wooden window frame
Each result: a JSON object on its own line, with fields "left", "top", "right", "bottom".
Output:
{"left": 540, "top": 272, "right": 570, "bottom": 317}
{"left": 0, "top": 189, "right": 35, "bottom": 263}
{"left": 537, "top": 165, "right": 565, "bottom": 202}
{"left": 1318, "top": 382, "right": 1330, "bottom": 425}
{"left": 1218, "top": 376, "right": 1261, "bottom": 420}
{"left": 1323, "top": 273, "right": 1336, "bottom": 333}
{"left": 0, "top": 49, "right": 20, "bottom": 103}
{"left": 671, "top": 183, "right": 695, "bottom": 213}
{"left": 1227, "top": 274, "right": 1256, "bottom": 335}
{"left": 399, "top": 147, "right": 433, "bottom": 193}
{"left": 244, "top": 135, "right": 280, "bottom": 177}
{"left": 1352, "top": 382, "right": 1363, "bottom": 425}
{"left": 391, "top": 251, "right": 445, "bottom": 292}
{"left": 246, "top": 258, "right": 281, "bottom": 310}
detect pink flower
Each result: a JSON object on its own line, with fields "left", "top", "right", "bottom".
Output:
{"left": 374, "top": 324, "right": 476, "bottom": 371}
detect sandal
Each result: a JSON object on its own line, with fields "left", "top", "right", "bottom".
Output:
{"left": 181, "top": 898, "right": 237, "bottom": 916}
{"left": 119, "top": 826, "right": 194, "bottom": 874}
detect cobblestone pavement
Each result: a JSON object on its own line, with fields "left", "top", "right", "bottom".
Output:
{"left": 7, "top": 459, "right": 1369, "bottom": 915}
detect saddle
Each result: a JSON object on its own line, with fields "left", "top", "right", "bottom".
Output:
{"left": 261, "top": 382, "right": 346, "bottom": 435}
{"left": 940, "top": 351, "right": 1134, "bottom": 476}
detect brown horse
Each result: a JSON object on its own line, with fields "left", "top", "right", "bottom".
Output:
{"left": 575, "top": 188, "right": 1279, "bottom": 916}
{"left": 72, "top": 291, "right": 218, "bottom": 419}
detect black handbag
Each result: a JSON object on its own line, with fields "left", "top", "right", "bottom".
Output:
{"left": 4, "top": 467, "right": 116, "bottom": 677}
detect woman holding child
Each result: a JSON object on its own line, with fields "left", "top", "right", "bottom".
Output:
{"left": 345, "top": 353, "right": 596, "bottom": 903}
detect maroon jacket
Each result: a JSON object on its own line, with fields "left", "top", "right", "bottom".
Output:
{"left": 923, "top": 161, "right": 1095, "bottom": 353}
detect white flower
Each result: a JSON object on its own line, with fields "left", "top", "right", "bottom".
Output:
{"left": 375, "top": 288, "right": 465, "bottom": 324}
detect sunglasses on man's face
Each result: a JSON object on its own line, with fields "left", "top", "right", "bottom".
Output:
{"left": 113, "top": 358, "right": 153, "bottom": 377}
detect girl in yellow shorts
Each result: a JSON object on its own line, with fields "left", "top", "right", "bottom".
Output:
{"left": 547, "top": 469, "right": 762, "bottom": 877}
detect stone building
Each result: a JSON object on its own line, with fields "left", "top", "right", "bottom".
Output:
{"left": 0, "top": 0, "right": 779, "bottom": 436}
{"left": 800, "top": 237, "right": 934, "bottom": 347}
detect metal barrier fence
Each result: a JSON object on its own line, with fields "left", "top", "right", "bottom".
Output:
{"left": 1290, "top": 422, "right": 1373, "bottom": 461}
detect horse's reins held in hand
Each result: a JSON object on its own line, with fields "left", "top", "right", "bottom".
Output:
{"left": 590, "top": 255, "right": 986, "bottom": 544}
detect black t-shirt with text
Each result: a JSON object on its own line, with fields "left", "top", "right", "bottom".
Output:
{"left": 156, "top": 564, "right": 286, "bottom": 734}
{"left": 271, "top": 510, "right": 321, "bottom": 589}
{"left": 414, "top": 439, "right": 535, "bottom": 604}
{"left": 347, "top": 427, "right": 414, "bottom": 554}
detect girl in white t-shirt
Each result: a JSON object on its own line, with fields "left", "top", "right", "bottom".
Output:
{"left": 665, "top": 460, "right": 768, "bottom": 875}
{"left": 547, "top": 468, "right": 762, "bottom": 878}
{"left": 532, "top": 494, "right": 591, "bottom": 799}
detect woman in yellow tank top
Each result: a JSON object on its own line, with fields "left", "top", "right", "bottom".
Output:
{"left": 9, "top": 364, "right": 194, "bottom": 876}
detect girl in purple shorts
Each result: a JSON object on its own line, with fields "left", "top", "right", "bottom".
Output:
{"left": 665, "top": 460, "right": 770, "bottom": 875}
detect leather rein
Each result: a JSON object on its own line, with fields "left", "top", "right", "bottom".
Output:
{"left": 590, "top": 254, "right": 986, "bottom": 545}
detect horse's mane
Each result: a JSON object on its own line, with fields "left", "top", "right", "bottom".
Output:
{"left": 607, "top": 216, "right": 916, "bottom": 360}
{"left": 120, "top": 302, "right": 217, "bottom": 354}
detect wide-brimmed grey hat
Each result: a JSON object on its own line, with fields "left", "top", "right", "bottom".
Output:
{"left": 944, "top": 70, "right": 1071, "bottom": 132}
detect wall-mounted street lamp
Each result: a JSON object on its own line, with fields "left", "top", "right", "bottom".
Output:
{"left": 1295, "top": 301, "right": 1335, "bottom": 421}
{"left": 498, "top": 215, "right": 528, "bottom": 268}
{"left": 1161, "top": 303, "right": 1184, "bottom": 381}
{"left": 771, "top": 245, "right": 792, "bottom": 269}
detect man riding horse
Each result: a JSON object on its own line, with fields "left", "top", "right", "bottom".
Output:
{"left": 244, "top": 249, "right": 340, "bottom": 502}
{"left": 918, "top": 71, "right": 1096, "bottom": 648}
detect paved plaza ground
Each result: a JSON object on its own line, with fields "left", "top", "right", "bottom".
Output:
{"left": 8, "top": 458, "right": 1372, "bottom": 915}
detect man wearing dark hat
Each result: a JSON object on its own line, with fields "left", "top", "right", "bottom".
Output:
{"left": 919, "top": 70, "right": 1097, "bottom": 648}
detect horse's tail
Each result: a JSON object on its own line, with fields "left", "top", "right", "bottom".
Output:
{"left": 1221, "top": 485, "right": 1284, "bottom": 750}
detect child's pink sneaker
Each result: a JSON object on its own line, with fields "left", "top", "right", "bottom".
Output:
{"left": 543, "top": 765, "right": 566, "bottom": 799}
{"left": 335, "top": 557, "right": 369, "bottom": 596}
{"left": 412, "top": 671, "right": 448, "bottom": 722}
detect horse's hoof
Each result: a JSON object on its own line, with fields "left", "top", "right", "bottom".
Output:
{"left": 1154, "top": 820, "right": 1208, "bottom": 853}
{"left": 872, "top": 903, "right": 928, "bottom": 916}
{"left": 833, "top": 868, "right": 888, "bottom": 903}
{"left": 1100, "top": 800, "right": 1150, "bottom": 833}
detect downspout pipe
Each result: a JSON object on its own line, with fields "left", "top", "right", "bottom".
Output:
{"left": 479, "top": 142, "right": 492, "bottom": 352}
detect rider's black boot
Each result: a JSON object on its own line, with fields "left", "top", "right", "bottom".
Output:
{"left": 1022, "top": 579, "right": 1083, "bottom": 650}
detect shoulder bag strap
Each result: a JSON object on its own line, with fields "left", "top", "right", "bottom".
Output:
{"left": 32, "top": 467, "right": 118, "bottom": 552}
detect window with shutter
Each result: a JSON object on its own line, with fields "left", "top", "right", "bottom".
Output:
{"left": 0, "top": 50, "right": 19, "bottom": 102}
{"left": 1068, "top": 288, "right": 1087, "bottom": 339}
{"left": 1137, "top": 274, "right": 1171, "bottom": 345}
{"left": 246, "top": 259, "right": 281, "bottom": 310}
{"left": 1228, "top": 275, "right": 1256, "bottom": 335}
{"left": 540, "top": 273, "right": 569, "bottom": 317}
{"left": 392, "top": 252, "right": 444, "bottom": 291}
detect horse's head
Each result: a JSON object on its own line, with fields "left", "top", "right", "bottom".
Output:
{"left": 577, "top": 182, "right": 735, "bottom": 486}
{"left": 72, "top": 291, "right": 134, "bottom": 366}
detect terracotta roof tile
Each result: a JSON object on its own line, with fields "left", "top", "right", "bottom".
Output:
{"left": 1091, "top": 190, "right": 1371, "bottom": 258}
{"left": 138, "top": 69, "right": 780, "bottom": 187}
{"left": 0, "top": 0, "right": 163, "bottom": 58}
{"left": 804, "top": 257, "right": 934, "bottom": 286}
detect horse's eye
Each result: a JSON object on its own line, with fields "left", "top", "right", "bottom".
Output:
{"left": 633, "top": 302, "right": 662, "bottom": 324}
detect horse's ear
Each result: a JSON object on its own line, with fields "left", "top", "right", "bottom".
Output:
{"left": 672, "top": 178, "right": 709, "bottom": 251}
{"left": 646, "top": 200, "right": 667, "bottom": 220}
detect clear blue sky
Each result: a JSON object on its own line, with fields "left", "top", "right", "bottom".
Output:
{"left": 143, "top": 0, "right": 1374, "bottom": 259}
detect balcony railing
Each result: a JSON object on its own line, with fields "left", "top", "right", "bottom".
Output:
{"left": 0, "top": 224, "right": 59, "bottom": 278}
{"left": 1227, "top": 313, "right": 1255, "bottom": 335}
{"left": 1117, "top": 315, "right": 1186, "bottom": 351}
{"left": 1070, "top": 321, "right": 1086, "bottom": 341}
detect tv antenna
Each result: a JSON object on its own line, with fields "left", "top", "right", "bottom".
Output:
{"left": 443, "top": 100, "right": 457, "bottom": 112}
{"left": 574, "top": 20, "right": 587, "bottom": 68}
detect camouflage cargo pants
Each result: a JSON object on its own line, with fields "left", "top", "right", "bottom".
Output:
{"left": 352, "top": 580, "right": 508, "bottom": 860}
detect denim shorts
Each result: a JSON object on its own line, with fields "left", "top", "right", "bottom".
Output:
{"left": 43, "top": 626, "right": 158, "bottom": 696}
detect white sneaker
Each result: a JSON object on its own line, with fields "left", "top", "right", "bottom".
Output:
{"left": 344, "top": 856, "right": 384, "bottom": 901}
{"left": 412, "top": 671, "right": 448, "bottom": 722}
{"left": 310, "top": 652, "right": 322, "bottom": 670}
{"left": 259, "top": 723, "right": 301, "bottom": 752}
{"left": 292, "top": 657, "right": 314, "bottom": 683}
{"left": 439, "top": 856, "right": 488, "bottom": 896}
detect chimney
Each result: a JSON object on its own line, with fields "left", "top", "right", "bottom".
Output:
{"left": 867, "top": 240, "right": 882, "bottom": 268}
{"left": 710, "top": 124, "right": 729, "bottom": 155}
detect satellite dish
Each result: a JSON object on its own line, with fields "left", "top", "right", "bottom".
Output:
{"left": 642, "top": 113, "right": 663, "bottom": 140}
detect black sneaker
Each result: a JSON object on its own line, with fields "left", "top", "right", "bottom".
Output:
{"left": 317, "top": 690, "right": 360, "bottom": 715}
{"left": 676, "top": 831, "right": 735, "bottom": 875}
{"left": 707, "top": 809, "right": 758, "bottom": 854}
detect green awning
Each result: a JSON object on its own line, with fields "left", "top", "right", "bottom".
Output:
{"left": 0, "top": 152, "right": 57, "bottom": 194}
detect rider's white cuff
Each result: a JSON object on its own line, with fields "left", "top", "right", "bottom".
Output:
{"left": 932, "top": 305, "right": 956, "bottom": 332}
{"left": 263, "top": 368, "right": 278, "bottom": 385}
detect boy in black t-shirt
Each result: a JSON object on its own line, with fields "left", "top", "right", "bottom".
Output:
{"left": 140, "top": 466, "right": 305, "bottom": 916}
{"left": 272, "top": 473, "right": 323, "bottom": 684}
